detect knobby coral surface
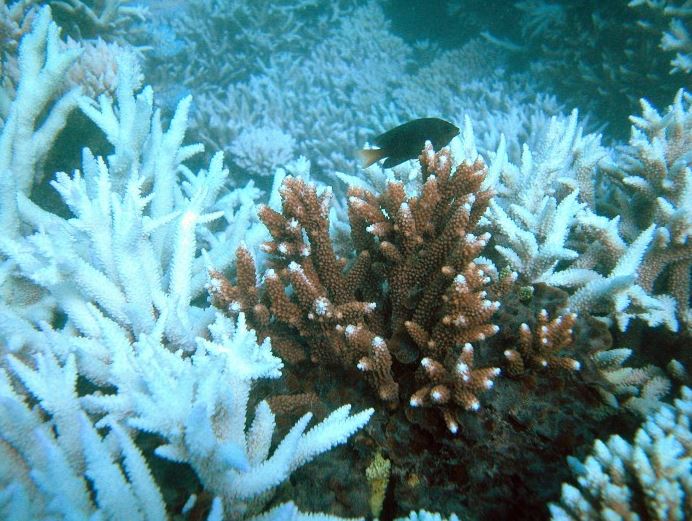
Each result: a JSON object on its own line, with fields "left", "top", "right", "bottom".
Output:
{"left": 210, "top": 143, "right": 516, "bottom": 433}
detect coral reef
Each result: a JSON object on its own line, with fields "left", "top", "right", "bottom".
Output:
{"left": 630, "top": 0, "right": 692, "bottom": 74}
{"left": 503, "top": 309, "right": 580, "bottom": 376}
{"left": 209, "top": 145, "right": 639, "bottom": 519}
{"left": 614, "top": 90, "right": 691, "bottom": 331}
{"left": 550, "top": 386, "right": 691, "bottom": 521}
{"left": 0, "top": 1, "right": 690, "bottom": 520}
{"left": 510, "top": 0, "right": 687, "bottom": 137}
{"left": 188, "top": 0, "right": 562, "bottom": 179}
{"left": 210, "top": 144, "right": 511, "bottom": 433}
{"left": 0, "top": 8, "right": 373, "bottom": 520}
{"left": 453, "top": 105, "right": 683, "bottom": 333}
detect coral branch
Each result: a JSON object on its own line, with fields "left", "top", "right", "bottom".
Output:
{"left": 211, "top": 143, "right": 504, "bottom": 431}
{"left": 504, "top": 309, "right": 580, "bottom": 376}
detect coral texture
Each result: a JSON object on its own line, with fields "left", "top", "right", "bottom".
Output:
{"left": 210, "top": 143, "right": 514, "bottom": 434}
{"left": 1, "top": 2, "right": 691, "bottom": 520}
{"left": 550, "top": 386, "right": 691, "bottom": 520}
{"left": 0, "top": 8, "right": 373, "bottom": 520}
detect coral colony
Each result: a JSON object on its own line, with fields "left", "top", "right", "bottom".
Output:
{"left": 0, "top": 1, "right": 690, "bottom": 521}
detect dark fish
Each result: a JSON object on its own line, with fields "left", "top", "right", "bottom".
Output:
{"left": 359, "top": 117, "right": 459, "bottom": 168}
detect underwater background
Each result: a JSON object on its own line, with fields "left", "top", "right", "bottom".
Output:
{"left": 0, "top": 1, "right": 690, "bottom": 520}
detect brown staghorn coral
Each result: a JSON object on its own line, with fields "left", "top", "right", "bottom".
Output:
{"left": 210, "top": 143, "right": 512, "bottom": 433}
{"left": 503, "top": 308, "right": 581, "bottom": 377}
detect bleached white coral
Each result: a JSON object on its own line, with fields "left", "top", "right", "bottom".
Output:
{"left": 0, "top": 312, "right": 374, "bottom": 520}
{"left": 195, "top": 1, "right": 412, "bottom": 175}
{"left": 472, "top": 110, "right": 608, "bottom": 285}
{"left": 546, "top": 223, "right": 679, "bottom": 331}
{"left": 0, "top": 9, "right": 373, "bottom": 520}
{"left": 549, "top": 386, "right": 692, "bottom": 521}
{"left": 592, "top": 347, "right": 672, "bottom": 416}
{"left": 1, "top": 95, "right": 227, "bottom": 351}
{"left": 230, "top": 124, "right": 297, "bottom": 176}
{"left": 466, "top": 96, "right": 684, "bottom": 331}
{"left": 488, "top": 189, "right": 585, "bottom": 283}
{"left": 0, "top": 351, "right": 168, "bottom": 521}
{"left": 0, "top": 6, "right": 81, "bottom": 235}
{"left": 616, "top": 90, "right": 691, "bottom": 330}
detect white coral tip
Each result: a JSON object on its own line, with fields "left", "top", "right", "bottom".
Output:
{"left": 372, "top": 336, "right": 386, "bottom": 348}
{"left": 314, "top": 297, "right": 329, "bottom": 316}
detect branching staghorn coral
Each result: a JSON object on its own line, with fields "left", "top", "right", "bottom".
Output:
{"left": 159, "top": 0, "right": 356, "bottom": 92}
{"left": 567, "top": 90, "right": 691, "bottom": 332}
{"left": 503, "top": 308, "right": 581, "bottom": 376}
{"left": 617, "top": 89, "right": 691, "bottom": 331}
{"left": 0, "top": 5, "right": 81, "bottom": 235}
{"left": 444, "top": 100, "right": 683, "bottom": 332}
{"left": 630, "top": 0, "right": 692, "bottom": 74}
{"left": 591, "top": 347, "right": 672, "bottom": 417}
{"left": 210, "top": 143, "right": 515, "bottom": 433}
{"left": 0, "top": 9, "right": 374, "bottom": 520}
{"left": 549, "top": 386, "right": 692, "bottom": 521}
{"left": 480, "top": 109, "right": 606, "bottom": 282}
{"left": 50, "top": 0, "right": 147, "bottom": 39}
{"left": 512, "top": 0, "right": 682, "bottom": 136}
{"left": 2, "top": 4, "right": 689, "bottom": 520}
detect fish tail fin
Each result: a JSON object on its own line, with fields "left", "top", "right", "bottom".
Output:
{"left": 358, "top": 148, "right": 386, "bottom": 168}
